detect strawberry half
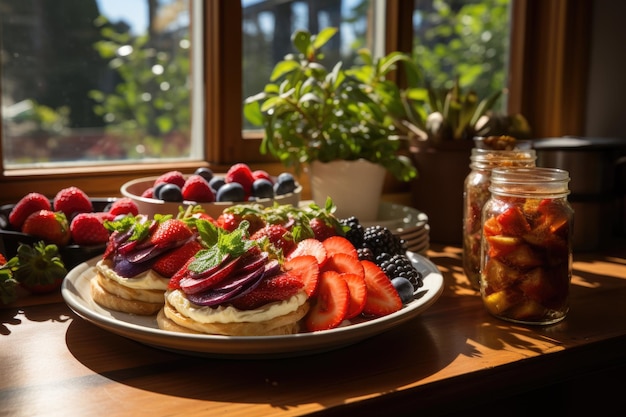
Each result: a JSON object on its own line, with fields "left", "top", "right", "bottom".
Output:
{"left": 283, "top": 255, "right": 320, "bottom": 297}
{"left": 360, "top": 260, "right": 403, "bottom": 317}
{"left": 322, "top": 235, "right": 358, "bottom": 259}
{"left": 150, "top": 219, "right": 193, "bottom": 248}
{"left": 230, "top": 271, "right": 304, "bottom": 310}
{"left": 152, "top": 240, "right": 203, "bottom": 278}
{"left": 287, "top": 238, "right": 328, "bottom": 267}
{"left": 9, "top": 192, "right": 51, "bottom": 230}
{"left": 341, "top": 272, "right": 367, "bottom": 319}
{"left": 305, "top": 270, "right": 349, "bottom": 332}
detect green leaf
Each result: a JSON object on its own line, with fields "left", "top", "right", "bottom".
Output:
{"left": 312, "top": 27, "right": 338, "bottom": 50}
{"left": 292, "top": 30, "right": 311, "bottom": 55}
{"left": 270, "top": 60, "right": 300, "bottom": 82}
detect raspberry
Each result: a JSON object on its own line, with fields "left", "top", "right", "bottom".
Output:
{"left": 53, "top": 187, "right": 93, "bottom": 219}
{"left": 154, "top": 171, "right": 186, "bottom": 188}
{"left": 225, "top": 163, "right": 255, "bottom": 197}
{"left": 181, "top": 174, "right": 215, "bottom": 202}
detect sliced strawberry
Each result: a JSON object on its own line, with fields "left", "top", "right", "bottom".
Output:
{"left": 341, "top": 272, "right": 367, "bottom": 319}
{"left": 323, "top": 252, "right": 364, "bottom": 280}
{"left": 322, "top": 235, "right": 358, "bottom": 259}
{"left": 168, "top": 257, "right": 195, "bottom": 290}
{"left": 283, "top": 255, "right": 320, "bottom": 297}
{"left": 305, "top": 270, "right": 349, "bottom": 332}
{"left": 360, "top": 260, "right": 403, "bottom": 317}
{"left": 287, "top": 238, "right": 328, "bottom": 267}
{"left": 150, "top": 219, "right": 193, "bottom": 248}
{"left": 152, "top": 240, "right": 203, "bottom": 278}
{"left": 230, "top": 271, "right": 304, "bottom": 310}
{"left": 178, "top": 256, "right": 239, "bottom": 294}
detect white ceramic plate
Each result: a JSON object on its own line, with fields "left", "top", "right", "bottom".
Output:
{"left": 62, "top": 253, "right": 444, "bottom": 359}
{"left": 361, "top": 202, "right": 429, "bottom": 230}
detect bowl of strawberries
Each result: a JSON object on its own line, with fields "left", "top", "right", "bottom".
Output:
{"left": 0, "top": 187, "right": 139, "bottom": 270}
{"left": 120, "top": 164, "right": 302, "bottom": 219}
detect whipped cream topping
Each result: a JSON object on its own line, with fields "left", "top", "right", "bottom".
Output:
{"left": 165, "top": 289, "right": 307, "bottom": 323}
{"left": 96, "top": 259, "right": 169, "bottom": 291}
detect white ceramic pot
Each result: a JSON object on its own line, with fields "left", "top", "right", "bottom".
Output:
{"left": 309, "top": 159, "right": 386, "bottom": 221}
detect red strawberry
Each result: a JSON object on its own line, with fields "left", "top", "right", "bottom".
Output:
{"left": 304, "top": 270, "right": 349, "bottom": 332}
{"left": 225, "top": 163, "right": 255, "bottom": 197}
{"left": 322, "top": 235, "right": 358, "bottom": 259}
{"left": 310, "top": 217, "right": 338, "bottom": 241}
{"left": 22, "top": 210, "right": 71, "bottom": 246}
{"left": 230, "top": 272, "right": 304, "bottom": 310}
{"left": 216, "top": 212, "right": 241, "bottom": 231}
{"left": 152, "top": 240, "right": 203, "bottom": 278}
{"left": 70, "top": 213, "right": 110, "bottom": 245}
{"left": 108, "top": 197, "right": 139, "bottom": 216}
{"left": 252, "top": 169, "right": 273, "bottom": 183}
{"left": 360, "top": 260, "right": 403, "bottom": 316}
{"left": 53, "top": 187, "right": 93, "bottom": 218}
{"left": 150, "top": 219, "right": 194, "bottom": 248}
{"left": 182, "top": 174, "right": 215, "bottom": 202}
{"left": 341, "top": 272, "right": 367, "bottom": 319}
{"left": 283, "top": 255, "right": 320, "bottom": 297}
{"left": 0, "top": 253, "right": 6, "bottom": 264}
{"left": 9, "top": 193, "right": 52, "bottom": 229}
{"left": 154, "top": 171, "right": 186, "bottom": 188}
{"left": 250, "top": 224, "right": 296, "bottom": 254}
{"left": 287, "top": 238, "right": 328, "bottom": 267}
{"left": 323, "top": 253, "right": 364, "bottom": 280}
{"left": 168, "top": 257, "right": 195, "bottom": 290}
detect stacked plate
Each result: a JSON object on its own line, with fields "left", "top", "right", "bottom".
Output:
{"left": 361, "top": 202, "right": 430, "bottom": 256}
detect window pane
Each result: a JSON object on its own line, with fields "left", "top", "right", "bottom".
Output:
{"left": 242, "top": 0, "right": 378, "bottom": 131}
{"left": 0, "top": 0, "right": 202, "bottom": 169}
{"left": 413, "top": 0, "right": 511, "bottom": 109}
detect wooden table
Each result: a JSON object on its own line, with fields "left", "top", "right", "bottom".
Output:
{"left": 2, "top": 243, "right": 625, "bottom": 417}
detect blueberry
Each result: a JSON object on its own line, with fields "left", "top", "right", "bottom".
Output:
{"left": 209, "top": 176, "right": 226, "bottom": 193}
{"left": 153, "top": 182, "right": 168, "bottom": 200}
{"left": 391, "top": 277, "right": 414, "bottom": 304}
{"left": 157, "top": 183, "right": 183, "bottom": 202}
{"left": 252, "top": 178, "right": 274, "bottom": 199}
{"left": 274, "top": 180, "right": 295, "bottom": 195}
{"left": 276, "top": 172, "right": 295, "bottom": 185}
{"left": 216, "top": 182, "right": 245, "bottom": 202}
{"left": 195, "top": 167, "right": 214, "bottom": 182}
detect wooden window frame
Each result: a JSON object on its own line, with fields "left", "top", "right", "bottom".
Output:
{"left": 0, "top": 0, "right": 591, "bottom": 205}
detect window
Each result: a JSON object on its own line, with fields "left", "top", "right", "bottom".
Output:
{"left": 0, "top": 0, "right": 202, "bottom": 168}
{"left": 0, "top": 0, "right": 592, "bottom": 205}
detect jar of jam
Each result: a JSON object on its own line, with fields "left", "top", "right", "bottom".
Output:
{"left": 463, "top": 145, "right": 536, "bottom": 290}
{"left": 480, "top": 167, "right": 574, "bottom": 325}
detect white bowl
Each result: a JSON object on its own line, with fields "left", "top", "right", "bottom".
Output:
{"left": 121, "top": 176, "right": 301, "bottom": 219}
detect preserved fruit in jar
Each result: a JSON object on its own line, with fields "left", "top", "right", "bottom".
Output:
{"left": 480, "top": 167, "right": 573, "bottom": 325}
{"left": 463, "top": 144, "right": 536, "bottom": 290}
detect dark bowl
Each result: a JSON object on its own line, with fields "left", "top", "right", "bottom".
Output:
{"left": 0, "top": 198, "right": 116, "bottom": 270}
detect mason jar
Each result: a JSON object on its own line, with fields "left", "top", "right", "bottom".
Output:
{"left": 462, "top": 147, "right": 536, "bottom": 290}
{"left": 480, "top": 167, "right": 574, "bottom": 325}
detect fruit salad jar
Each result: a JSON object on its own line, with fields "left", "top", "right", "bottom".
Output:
{"left": 463, "top": 147, "right": 536, "bottom": 289}
{"left": 480, "top": 167, "right": 574, "bottom": 325}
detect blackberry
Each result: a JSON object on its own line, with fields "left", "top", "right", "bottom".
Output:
{"left": 362, "top": 225, "right": 404, "bottom": 258}
{"left": 377, "top": 253, "right": 423, "bottom": 291}
{"left": 357, "top": 247, "right": 375, "bottom": 262}
{"left": 339, "top": 216, "right": 364, "bottom": 248}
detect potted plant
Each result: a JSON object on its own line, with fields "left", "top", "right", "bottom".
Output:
{"left": 243, "top": 28, "right": 420, "bottom": 220}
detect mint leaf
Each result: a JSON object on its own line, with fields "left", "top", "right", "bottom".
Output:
{"left": 187, "top": 221, "right": 257, "bottom": 273}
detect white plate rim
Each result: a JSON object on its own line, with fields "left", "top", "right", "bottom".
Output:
{"left": 62, "top": 253, "right": 444, "bottom": 359}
